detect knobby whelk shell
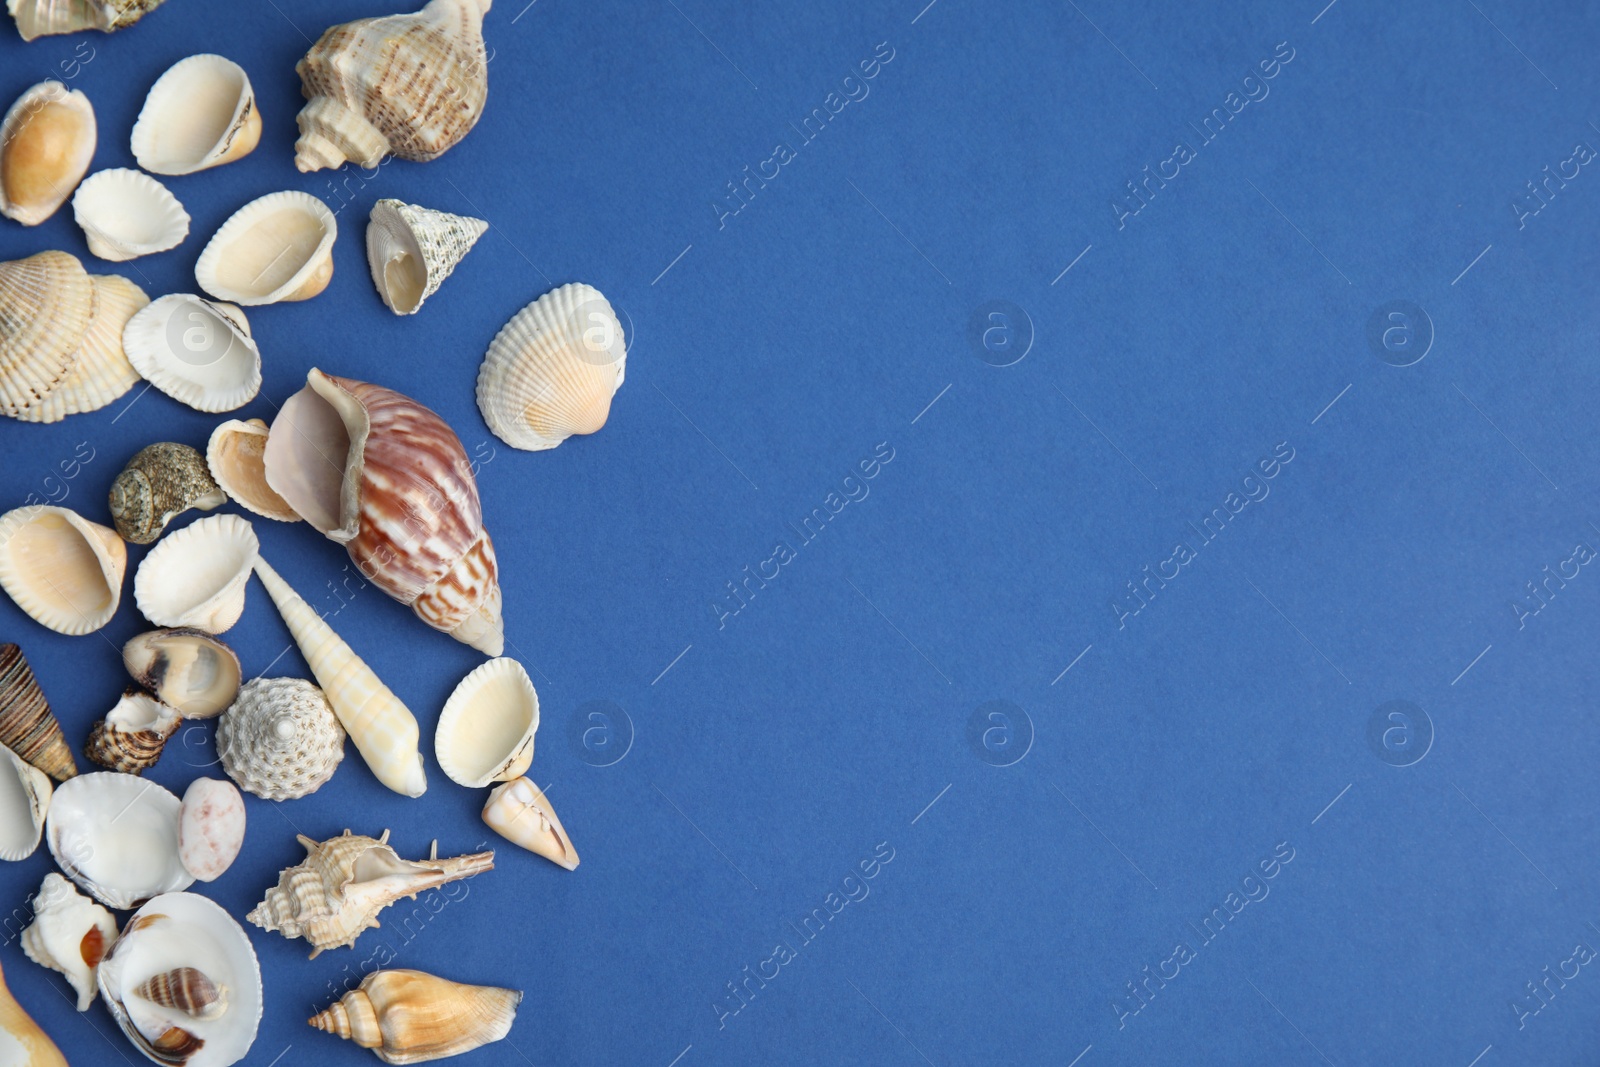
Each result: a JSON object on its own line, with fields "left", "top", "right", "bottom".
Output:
{"left": 71, "top": 168, "right": 190, "bottom": 261}
{"left": 21, "top": 872, "right": 118, "bottom": 1011}
{"left": 0, "top": 505, "right": 126, "bottom": 636}
{"left": 205, "top": 418, "right": 297, "bottom": 521}
{"left": 122, "top": 294, "right": 262, "bottom": 412}
{"left": 434, "top": 657, "right": 536, "bottom": 789}
{"left": 177, "top": 777, "right": 244, "bottom": 882}
{"left": 85, "top": 687, "right": 181, "bottom": 774}
{"left": 216, "top": 677, "right": 344, "bottom": 800}
{"left": 309, "top": 968, "right": 521, "bottom": 1064}
{"left": 133, "top": 513, "right": 259, "bottom": 634}
{"left": 0, "top": 80, "right": 95, "bottom": 225}
{"left": 108, "top": 441, "right": 226, "bottom": 545}
{"left": 46, "top": 772, "right": 193, "bottom": 909}
{"left": 0, "top": 740, "right": 51, "bottom": 861}
{"left": 366, "top": 198, "right": 486, "bottom": 315}
{"left": 482, "top": 776, "right": 578, "bottom": 871}
{"left": 195, "top": 190, "right": 336, "bottom": 305}
{"left": 0, "top": 954, "right": 67, "bottom": 1067}
{"left": 7, "top": 0, "right": 165, "bottom": 41}
{"left": 294, "top": 0, "right": 493, "bottom": 173}
{"left": 123, "top": 627, "right": 241, "bottom": 719}
{"left": 19, "top": 273, "right": 148, "bottom": 425}
{"left": 0, "top": 250, "right": 95, "bottom": 419}
{"left": 131, "top": 53, "right": 260, "bottom": 176}
{"left": 0, "top": 643, "right": 77, "bottom": 780}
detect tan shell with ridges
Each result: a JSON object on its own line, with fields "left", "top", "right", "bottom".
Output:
{"left": 0, "top": 643, "right": 77, "bottom": 781}
{"left": 206, "top": 418, "right": 298, "bottom": 521}
{"left": 20, "top": 273, "right": 147, "bottom": 425}
{"left": 0, "top": 250, "right": 95, "bottom": 418}
{"left": 0, "top": 505, "right": 126, "bottom": 636}
{"left": 308, "top": 968, "right": 522, "bottom": 1064}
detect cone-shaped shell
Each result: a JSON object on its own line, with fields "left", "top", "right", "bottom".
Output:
{"left": 0, "top": 250, "right": 95, "bottom": 419}
{"left": 20, "top": 273, "right": 147, "bottom": 425}
{"left": 216, "top": 677, "right": 344, "bottom": 799}
{"left": 477, "top": 282, "right": 626, "bottom": 451}
{"left": 46, "top": 772, "right": 193, "bottom": 909}
{"left": 0, "top": 955, "right": 67, "bottom": 1067}
{"left": 366, "top": 198, "right": 486, "bottom": 315}
{"left": 131, "top": 53, "right": 261, "bottom": 176}
{"left": 482, "top": 776, "right": 578, "bottom": 870}
{"left": 122, "top": 627, "right": 241, "bottom": 719}
{"left": 0, "top": 81, "right": 95, "bottom": 226}
{"left": 293, "top": 0, "right": 492, "bottom": 173}
{"left": 195, "top": 190, "right": 336, "bottom": 305}
{"left": 205, "top": 418, "right": 297, "bottom": 521}
{"left": 7, "top": 0, "right": 165, "bottom": 41}
{"left": 250, "top": 556, "right": 425, "bottom": 796}
{"left": 133, "top": 513, "right": 258, "bottom": 634}
{"left": 71, "top": 168, "right": 189, "bottom": 261}
{"left": 84, "top": 687, "right": 181, "bottom": 774}
{"left": 0, "top": 644, "right": 76, "bottom": 780}
{"left": 0, "top": 505, "right": 125, "bottom": 636}
{"left": 108, "top": 441, "right": 226, "bottom": 545}
{"left": 20, "top": 873, "right": 117, "bottom": 1011}
{"left": 177, "top": 777, "right": 244, "bottom": 882}
{"left": 262, "top": 368, "right": 504, "bottom": 654}
{"left": 308, "top": 968, "right": 521, "bottom": 1064}
{"left": 435, "top": 657, "right": 536, "bottom": 788}
{"left": 122, "top": 293, "right": 262, "bottom": 413}
{"left": 0, "top": 741, "right": 51, "bottom": 861}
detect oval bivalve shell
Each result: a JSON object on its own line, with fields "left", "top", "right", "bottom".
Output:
{"left": 131, "top": 54, "right": 261, "bottom": 176}
{"left": 0, "top": 505, "right": 126, "bottom": 636}
{"left": 177, "top": 777, "right": 244, "bottom": 882}
{"left": 0, "top": 81, "right": 95, "bottom": 226}
{"left": 122, "top": 627, "right": 241, "bottom": 719}
{"left": 0, "top": 741, "right": 51, "bottom": 861}
{"left": 434, "top": 657, "right": 537, "bottom": 788}
{"left": 121, "top": 294, "right": 262, "bottom": 413}
{"left": 108, "top": 441, "right": 227, "bottom": 545}
{"left": 195, "top": 190, "right": 336, "bottom": 305}
{"left": 46, "top": 772, "right": 193, "bottom": 909}
{"left": 133, "top": 513, "right": 258, "bottom": 634}
{"left": 71, "top": 168, "right": 190, "bottom": 262}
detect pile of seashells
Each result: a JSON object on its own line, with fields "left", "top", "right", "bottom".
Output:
{"left": 0, "top": 0, "right": 624, "bottom": 1062}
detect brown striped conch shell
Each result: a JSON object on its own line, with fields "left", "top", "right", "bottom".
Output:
{"left": 85, "top": 687, "right": 181, "bottom": 774}
{"left": 108, "top": 441, "right": 227, "bottom": 545}
{"left": 366, "top": 198, "right": 486, "bottom": 315}
{"left": 262, "top": 368, "right": 504, "bottom": 655}
{"left": 308, "top": 968, "right": 521, "bottom": 1064}
{"left": 21, "top": 872, "right": 117, "bottom": 1011}
{"left": 0, "top": 643, "right": 77, "bottom": 780}
{"left": 0, "top": 81, "right": 95, "bottom": 225}
{"left": 0, "top": 954, "right": 67, "bottom": 1067}
{"left": 482, "top": 776, "right": 577, "bottom": 871}
{"left": 0, "top": 505, "right": 126, "bottom": 636}
{"left": 8, "top": 0, "right": 165, "bottom": 41}
{"left": 18, "top": 273, "right": 148, "bottom": 425}
{"left": 216, "top": 677, "right": 344, "bottom": 800}
{"left": 0, "top": 250, "right": 95, "bottom": 419}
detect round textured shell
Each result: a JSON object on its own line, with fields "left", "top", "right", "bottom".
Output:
{"left": 0, "top": 250, "right": 95, "bottom": 419}
{"left": 19, "top": 274, "right": 147, "bottom": 425}
{"left": 205, "top": 418, "right": 298, "bottom": 521}
{"left": 216, "top": 677, "right": 344, "bottom": 800}
{"left": 108, "top": 441, "right": 226, "bottom": 545}
{"left": 0, "top": 80, "right": 96, "bottom": 225}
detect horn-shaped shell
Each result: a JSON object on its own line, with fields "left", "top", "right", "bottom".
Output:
{"left": 482, "top": 776, "right": 578, "bottom": 871}
{"left": 477, "top": 282, "right": 626, "bottom": 451}
{"left": 20, "top": 873, "right": 117, "bottom": 1011}
{"left": 0, "top": 741, "right": 51, "bottom": 861}
{"left": 131, "top": 54, "right": 261, "bottom": 176}
{"left": 248, "top": 830, "right": 493, "bottom": 957}
{"left": 122, "top": 293, "right": 262, "bottom": 412}
{"left": 71, "top": 168, "right": 190, "bottom": 261}
{"left": 7, "top": 0, "right": 164, "bottom": 41}
{"left": 195, "top": 190, "right": 336, "bottom": 305}
{"left": 0, "top": 81, "right": 95, "bottom": 225}
{"left": 19, "top": 273, "right": 147, "bottom": 425}
{"left": 0, "top": 505, "right": 126, "bottom": 636}
{"left": 434, "top": 657, "right": 536, "bottom": 788}
{"left": 263, "top": 368, "right": 504, "bottom": 654}
{"left": 293, "top": 0, "right": 492, "bottom": 173}
{"left": 46, "top": 772, "right": 193, "bottom": 909}
{"left": 216, "top": 677, "right": 344, "bottom": 800}
{"left": 0, "top": 955, "right": 67, "bottom": 1067}
{"left": 177, "top": 778, "right": 244, "bottom": 882}
{"left": 366, "top": 198, "right": 486, "bottom": 315}
{"left": 309, "top": 968, "right": 521, "bottom": 1064}
{"left": 133, "top": 513, "right": 258, "bottom": 634}
{"left": 205, "top": 418, "right": 297, "bottom": 521}
{"left": 0, "top": 250, "right": 95, "bottom": 418}
{"left": 250, "top": 558, "right": 425, "bottom": 796}
{"left": 108, "top": 442, "right": 226, "bottom": 545}
{"left": 85, "top": 688, "right": 181, "bottom": 774}
{"left": 122, "top": 628, "right": 240, "bottom": 719}
{"left": 0, "top": 643, "right": 77, "bottom": 780}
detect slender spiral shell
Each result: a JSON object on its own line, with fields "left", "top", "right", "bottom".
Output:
{"left": 0, "top": 643, "right": 76, "bottom": 780}
{"left": 216, "top": 677, "right": 344, "bottom": 800}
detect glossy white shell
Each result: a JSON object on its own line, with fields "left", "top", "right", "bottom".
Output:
{"left": 131, "top": 54, "right": 261, "bottom": 176}
{"left": 45, "top": 772, "right": 193, "bottom": 909}
{"left": 177, "top": 778, "right": 244, "bottom": 882}
{"left": 195, "top": 190, "right": 336, "bottom": 305}
{"left": 435, "top": 657, "right": 537, "bottom": 788}
{"left": 0, "top": 741, "right": 50, "bottom": 861}
{"left": 133, "top": 513, "right": 258, "bottom": 634}
{"left": 122, "top": 293, "right": 260, "bottom": 413}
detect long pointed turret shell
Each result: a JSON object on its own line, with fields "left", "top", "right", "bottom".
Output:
{"left": 21, "top": 873, "right": 117, "bottom": 1011}
{"left": 85, "top": 688, "right": 181, "bottom": 774}
{"left": 0, "top": 740, "right": 51, "bottom": 861}
{"left": 366, "top": 198, "right": 485, "bottom": 315}
{"left": 0, "top": 81, "right": 95, "bottom": 225}
{"left": 131, "top": 54, "right": 260, "bottom": 175}
{"left": 134, "top": 514, "right": 257, "bottom": 634}
{"left": 123, "top": 628, "right": 241, "bottom": 719}
{"left": 20, "top": 273, "right": 147, "bottom": 425}
{"left": 251, "top": 557, "right": 425, "bottom": 796}
{"left": 109, "top": 441, "right": 226, "bottom": 545}
{"left": 0, "top": 250, "right": 95, "bottom": 419}
{"left": 0, "top": 644, "right": 76, "bottom": 781}
{"left": 7, "top": 0, "right": 165, "bottom": 41}
{"left": 0, "top": 505, "right": 125, "bottom": 635}
{"left": 434, "top": 657, "right": 536, "bottom": 788}
{"left": 482, "top": 776, "right": 578, "bottom": 870}
{"left": 195, "top": 191, "right": 336, "bottom": 305}
{"left": 309, "top": 968, "right": 521, "bottom": 1064}
{"left": 205, "top": 418, "right": 297, "bottom": 521}
{"left": 122, "top": 294, "right": 262, "bottom": 412}
{"left": 216, "top": 677, "right": 344, "bottom": 799}
{"left": 0, "top": 955, "right": 67, "bottom": 1067}
{"left": 46, "top": 772, "right": 193, "bottom": 909}
{"left": 71, "top": 168, "right": 189, "bottom": 261}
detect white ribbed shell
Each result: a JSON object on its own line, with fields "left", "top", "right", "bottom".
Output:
{"left": 216, "top": 677, "right": 345, "bottom": 800}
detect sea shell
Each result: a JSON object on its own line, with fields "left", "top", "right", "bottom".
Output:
{"left": 195, "top": 191, "right": 336, "bottom": 305}
{"left": 21, "top": 273, "right": 147, "bottom": 425}
{"left": 248, "top": 830, "right": 494, "bottom": 958}
{"left": 0, "top": 505, "right": 126, "bottom": 636}
{"left": 71, "top": 168, "right": 190, "bottom": 261}
{"left": 133, "top": 513, "right": 258, "bottom": 634}
{"left": 216, "top": 677, "right": 344, "bottom": 800}
{"left": 108, "top": 442, "right": 227, "bottom": 545}
{"left": 477, "top": 282, "right": 627, "bottom": 452}
{"left": 263, "top": 369, "right": 504, "bottom": 654}
{"left": 122, "top": 294, "right": 262, "bottom": 413}
{"left": 123, "top": 628, "right": 241, "bottom": 719}
{"left": 177, "top": 778, "right": 244, "bottom": 882}
{"left": 0, "top": 81, "right": 95, "bottom": 226}
{"left": 366, "top": 198, "right": 486, "bottom": 315}
{"left": 85, "top": 688, "right": 181, "bottom": 774}
{"left": 131, "top": 54, "right": 260, "bottom": 176}
{"left": 20, "top": 873, "right": 117, "bottom": 1011}
{"left": 46, "top": 772, "right": 194, "bottom": 909}
{"left": 205, "top": 418, "right": 297, "bottom": 521}
{"left": 434, "top": 658, "right": 536, "bottom": 789}
{"left": 7, "top": 0, "right": 165, "bottom": 41}
{"left": 250, "top": 557, "right": 424, "bottom": 796}
{"left": 0, "top": 644, "right": 76, "bottom": 781}
{"left": 482, "top": 776, "right": 578, "bottom": 871}
{"left": 294, "top": 0, "right": 492, "bottom": 173}
{"left": 99, "top": 892, "right": 263, "bottom": 1067}
{"left": 309, "top": 968, "right": 521, "bottom": 1065}
{"left": 0, "top": 250, "right": 95, "bottom": 419}
{"left": 0, "top": 741, "right": 51, "bottom": 861}
{"left": 0, "top": 955, "right": 67, "bottom": 1067}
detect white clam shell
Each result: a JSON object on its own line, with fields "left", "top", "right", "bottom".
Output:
{"left": 435, "top": 657, "right": 537, "bottom": 789}
{"left": 71, "top": 168, "right": 190, "bottom": 261}
{"left": 46, "top": 772, "right": 193, "bottom": 909}
{"left": 216, "top": 677, "right": 345, "bottom": 800}
{"left": 477, "top": 282, "right": 627, "bottom": 451}
{"left": 19, "top": 274, "right": 148, "bottom": 425}
{"left": 205, "top": 418, "right": 299, "bottom": 521}
{"left": 0, "top": 80, "right": 96, "bottom": 226}
{"left": 0, "top": 741, "right": 51, "bottom": 861}
{"left": 0, "top": 505, "right": 126, "bottom": 636}
{"left": 20, "top": 873, "right": 117, "bottom": 1011}
{"left": 122, "top": 292, "right": 261, "bottom": 413}
{"left": 366, "top": 198, "right": 486, "bottom": 314}
{"left": 177, "top": 778, "right": 244, "bottom": 882}
{"left": 195, "top": 190, "right": 337, "bottom": 305}
{"left": 133, "top": 514, "right": 258, "bottom": 634}
{"left": 482, "top": 776, "right": 579, "bottom": 871}
{"left": 131, "top": 53, "right": 261, "bottom": 176}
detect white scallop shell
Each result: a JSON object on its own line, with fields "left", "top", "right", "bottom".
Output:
{"left": 205, "top": 418, "right": 298, "bottom": 521}
{"left": 0, "top": 249, "right": 95, "bottom": 420}
{"left": 366, "top": 198, "right": 486, "bottom": 315}
{"left": 195, "top": 190, "right": 337, "bottom": 305}
{"left": 0, "top": 741, "right": 51, "bottom": 861}
{"left": 131, "top": 53, "right": 261, "bottom": 176}
{"left": 435, "top": 657, "right": 538, "bottom": 789}
{"left": 20, "top": 873, "right": 117, "bottom": 1011}
{"left": 20, "top": 274, "right": 147, "bottom": 425}
{"left": 477, "top": 282, "right": 627, "bottom": 451}
{"left": 216, "top": 677, "right": 345, "bottom": 800}
{"left": 133, "top": 514, "right": 258, "bottom": 633}
{"left": 0, "top": 505, "right": 126, "bottom": 636}
{"left": 122, "top": 292, "right": 261, "bottom": 413}
{"left": 0, "top": 80, "right": 96, "bottom": 226}
{"left": 45, "top": 772, "right": 193, "bottom": 909}
{"left": 71, "top": 169, "right": 189, "bottom": 262}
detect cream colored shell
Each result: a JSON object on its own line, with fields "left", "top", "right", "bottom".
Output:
{"left": 131, "top": 53, "right": 261, "bottom": 175}
{"left": 45, "top": 771, "right": 193, "bottom": 909}
{"left": 206, "top": 418, "right": 299, "bottom": 521}
{"left": 0, "top": 741, "right": 51, "bottom": 861}
{"left": 19, "top": 273, "right": 147, "bottom": 425}
{"left": 0, "top": 250, "right": 95, "bottom": 419}
{"left": 0, "top": 505, "right": 126, "bottom": 636}
{"left": 0, "top": 80, "right": 95, "bottom": 225}
{"left": 20, "top": 872, "right": 117, "bottom": 1011}
{"left": 133, "top": 513, "right": 258, "bottom": 634}
{"left": 7, "top": 0, "right": 165, "bottom": 40}
{"left": 434, "top": 657, "right": 537, "bottom": 788}
{"left": 216, "top": 677, "right": 345, "bottom": 800}
{"left": 71, "top": 167, "right": 189, "bottom": 261}
{"left": 195, "top": 190, "right": 336, "bottom": 305}
{"left": 122, "top": 293, "right": 261, "bottom": 412}
{"left": 366, "top": 198, "right": 486, "bottom": 314}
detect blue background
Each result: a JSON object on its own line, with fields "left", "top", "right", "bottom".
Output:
{"left": 2, "top": 0, "right": 1598, "bottom": 1064}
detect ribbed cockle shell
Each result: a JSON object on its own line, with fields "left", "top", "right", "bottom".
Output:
{"left": 308, "top": 968, "right": 521, "bottom": 1064}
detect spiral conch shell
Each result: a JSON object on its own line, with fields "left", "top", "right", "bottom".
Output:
{"left": 84, "top": 687, "right": 181, "bottom": 774}
{"left": 216, "top": 677, "right": 344, "bottom": 800}
{"left": 0, "top": 80, "right": 95, "bottom": 225}
{"left": 108, "top": 442, "right": 226, "bottom": 545}
{"left": 293, "top": 0, "right": 492, "bottom": 173}
{"left": 248, "top": 830, "right": 493, "bottom": 958}
{"left": 7, "top": 0, "right": 165, "bottom": 41}
{"left": 309, "top": 968, "right": 521, "bottom": 1064}
{"left": 263, "top": 368, "right": 504, "bottom": 655}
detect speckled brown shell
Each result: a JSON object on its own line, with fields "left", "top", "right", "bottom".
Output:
{"left": 108, "top": 442, "right": 226, "bottom": 545}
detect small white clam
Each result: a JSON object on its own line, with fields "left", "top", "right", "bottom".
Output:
{"left": 0, "top": 741, "right": 51, "bottom": 861}
{"left": 0, "top": 505, "right": 126, "bottom": 636}
{"left": 20, "top": 873, "right": 117, "bottom": 1011}
{"left": 131, "top": 54, "right": 261, "bottom": 176}
{"left": 195, "top": 190, "right": 336, "bottom": 305}
{"left": 133, "top": 514, "right": 259, "bottom": 634}
{"left": 435, "top": 657, "right": 538, "bottom": 789}
{"left": 71, "top": 168, "right": 190, "bottom": 261}
{"left": 46, "top": 772, "right": 193, "bottom": 909}
{"left": 178, "top": 778, "right": 244, "bottom": 882}
{"left": 122, "top": 293, "right": 261, "bottom": 413}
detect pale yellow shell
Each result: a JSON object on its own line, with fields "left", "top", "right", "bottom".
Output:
{"left": 308, "top": 968, "right": 521, "bottom": 1064}
{"left": 0, "top": 250, "right": 95, "bottom": 419}
{"left": 20, "top": 273, "right": 147, "bottom": 425}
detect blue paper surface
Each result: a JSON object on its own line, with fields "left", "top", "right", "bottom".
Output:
{"left": 2, "top": 0, "right": 1598, "bottom": 1063}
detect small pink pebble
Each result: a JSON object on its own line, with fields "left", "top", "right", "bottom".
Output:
{"left": 178, "top": 778, "right": 246, "bottom": 882}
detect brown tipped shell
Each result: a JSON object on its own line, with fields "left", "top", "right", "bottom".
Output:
{"left": 85, "top": 687, "right": 181, "bottom": 774}
{"left": 0, "top": 644, "right": 76, "bottom": 780}
{"left": 0, "top": 250, "right": 95, "bottom": 419}
{"left": 133, "top": 967, "right": 228, "bottom": 1021}
{"left": 109, "top": 442, "right": 227, "bottom": 545}
{"left": 308, "top": 968, "right": 521, "bottom": 1064}
{"left": 122, "top": 628, "right": 240, "bottom": 719}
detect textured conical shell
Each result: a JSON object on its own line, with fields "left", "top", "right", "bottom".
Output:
{"left": 0, "top": 250, "right": 95, "bottom": 419}
{"left": 71, "top": 168, "right": 189, "bottom": 261}
{"left": 177, "top": 777, "right": 244, "bottom": 882}
{"left": 0, "top": 741, "right": 51, "bottom": 861}
{"left": 250, "top": 557, "right": 425, "bottom": 796}
{"left": 477, "top": 282, "right": 626, "bottom": 451}
{"left": 108, "top": 441, "right": 226, "bottom": 545}
{"left": 7, "top": 0, "right": 164, "bottom": 40}
{"left": 122, "top": 293, "right": 261, "bottom": 413}
{"left": 0, "top": 955, "right": 67, "bottom": 1067}
{"left": 131, "top": 53, "right": 261, "bottom": 176}
{"left": 0, "top": 505, "right": 125, "bottom": 636}
{"left": 20, "top": 873, "right": 117, "bottom": 1011}
{"left": 482, "top": 776, "right": 578, "bottom": 870}
{"left": 0, "top": 645, "right": 76, "bottom": 781}
{"left": 21, "top": 273, "right": 147, "bottom": 425}
{"left": 133, "top": 513, "right": 258, "bottom": 634}
{"left": 122, "top": 627, "right": 241, "bottom": 719}
{"left": 195, "top": 190, "right": 336, "bottom": 305}
{"left": 435, "top": 657, "right": 537, "bottom": 788}
{"left": 205, "top": 418, "right": 297, "bottom": 521}
{"left": 216, "top": 677, "right": 344, "bottom": 800}
{"left": 366, "top": 198, "right": 486, "bottom": 315}
{"left": 309, "top": 968, "right": 521, "bottom": 1064}
{"left": 293, "top": 0, "right": 492, "bottom": 173}
{"left": 248, "top": 830, "right": 493, "bottom": 957}
{"left": 45, "top": 772, "right": 193, "bottom": 909}
{"left": 84, "top": 688, "right": 181, "bottom": 774}
{"left": 0, "top": 81, "right": 95, "bottom": 226}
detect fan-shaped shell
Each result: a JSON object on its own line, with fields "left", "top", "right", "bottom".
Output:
{"left": 20, "top": 873, "right": 117, "bottom": 1011}
{"left": 205, "top": 418, "right": 297, "bottom": 521}
{"left": 7, "top": 0, "right": 165, "bottom": 40}
{"left": 366, "top": 198, "right": 486, "bottom": 315}
{"left": 216, "top": 677, "right": 344, "bottom": 800}
{"left": 71, "top": 168, "right": 189, "bottom": 261}
{"left": 477, "top": 282, "right": 626, "bottom": 451}
{"left": 0, "top": 505, "right": 125, "bottom": 636}
{"left": 122, "top": 293, "right": 261, "bottom": 413}
{"left": 20, "top": 273, "right": 147, "bottom": 425}
{"left": 0, "top": 741, "right": 51, "bottom": 861}
{"left": 0, "top": 643, "right": 77, "bottom": 781}
{"left": 123, "top": 628, "right": 241, "bottom": 719}
{"left": 46, "top": 772, "right": 193, "bottom": 909}
{"left": 0, "top": 250, "right": 95, "bottom": 419}
{"left": 0, "top": 81, "right": 95, "bottom": 226}
{"left": 131, "top": 54, "right": 261, "bottom": 176}
{"left": 108, "top": 441, "right": 227, "bottom": 545}
{"left": 85, "top": 688, "right": 181, "bottom": 774}
{"left": 133, "top": 513, "right": 258, "bottom": 633}
{"left": 435, "top": 657, "right": 537, "bottom": 788}
{"left": 195, "top": 190, "right": 336, "bottom": 305}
